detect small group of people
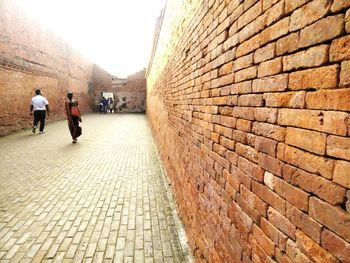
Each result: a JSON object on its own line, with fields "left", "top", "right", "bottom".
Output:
{"left": 98, "top": 97, "right": 114, "bottom": 114}
{"left": 30, "top": 89, "right": 82, "bottom": 143}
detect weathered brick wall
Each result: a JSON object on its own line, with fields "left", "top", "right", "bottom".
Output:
{"left": 113, "top": 69, "right": 146, "bottom": 112}
{"left": 147, "top": 0, "right": 350, "bottom": 262}
{"left": 0, "top": 1, "right": 111, "bottom": 135}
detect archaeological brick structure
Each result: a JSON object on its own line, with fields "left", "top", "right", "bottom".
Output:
{"left": 147, "top": 0, "right": 350, "bottom": 262}
{"left": 0, "top": 1, "right": 112, "bottom": 136}
{"left": 112, "top": 69, "right": 147, "bottom": 112}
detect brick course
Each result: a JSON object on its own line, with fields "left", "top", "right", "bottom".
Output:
{"left": 146, "top": 0, "right": 350, "bottom": 262}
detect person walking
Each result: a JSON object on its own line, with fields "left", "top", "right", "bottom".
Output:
{"left": 108, "top": 97, "right": 114, "bottom": 113}
{"left": 64, "top": 92, "right": 82, "bottom": 143}
{"left": 30, "top": 89, "right": 50, "bottom": 134}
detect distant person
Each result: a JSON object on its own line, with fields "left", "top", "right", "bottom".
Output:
{"left": 64, "top": 92, "right": 82, "bottom": 143}
{"left": 30, "top": 89, "right": 50, "bottom": 134}
{"left": 102, "top": 97, "right": 108, "bottom": 114}
{"left": 108, "top": 98, "right": 114, "bottom": 113}
{"left": 98, "top": 100, "right": 103, "bottom": 113}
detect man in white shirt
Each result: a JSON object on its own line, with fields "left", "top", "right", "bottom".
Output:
{"left": 30, "top": 89, "right": 50, "bottom": 134}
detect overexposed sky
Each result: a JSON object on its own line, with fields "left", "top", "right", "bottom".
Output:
{"left": 14, "top": 0, "right": 166, "bottom": 77}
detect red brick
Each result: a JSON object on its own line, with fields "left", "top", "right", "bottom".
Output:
{"left": 227, "top": 200, "right": 253, "bottom": 236}
{"left": 232, "top": 164, "right": 251, "bottom": 190}
{"left": 340, "top": 61, "right": 350, "bottom": 87}
{"left": 236, "top": 119, "right": 252, "bottom": 132}
{"left": 258, "top": 57, "right": 282, "bottom": 77}
{"left": 234, "top": 54, "right": 253, "bottom": 71}
{"left": 286, "top": 203, "right": 322, "bottom": 244}
{"left": 330, "top": 35, "right": 350, "bottom": 62}
{"left": 238, "top": 94, "right": 264, "bottom": 106}
{"left": 299, "top": 15, "right": 344, "bottom": 48}
{"left": 333, "top": 160, "right": 350, "bottom": 188}
{"left": 252, "top": 122, "right": 286, "bottom": 141}
{"left": 285, "top": 0, "right": 311, "bottom": 14}
{"left": 264, "top": 1, "right": 285, "bottom": 26}
{"left": 235, "top": 66, "right": 257, "bottom": 82}
{"left": 262, "top": 0, "right": 279, "bottom": 11}
{"left": 236, "top": 143, "right": 258, "bottom": 163}
{"left": 219, "top": 62, "right": 233, "bottom": 76}
{"left": 252, "top": 181, "right": 286, "bottom": 214}
{"left": 286, "top": 239, "right": 312, "bottom": 263}
{"left": 285, "top": 127, "right": 327, "bottom": 155}
{"left": 327, "top": 135, "right": 350, "bottom": 161}
{"left": 255, "top": 136, "right": 278, "bottom": 157}
{"left": 224, "top": 167, "right": 240, "bottom": 191}
{"left": 296, "top": 230, "right": 339, "bottom": 263}
{"left": 232, "top": 130, "right": 248, "bottom": 144}
{"left": 253, "top": 224, "right": 275, "bottom": 257}
{"left": 289, "top": 0, "right": 331, "bottom": 31}
{"left": 258, "top": 152, "right": 284, "bottom": 176}
{"left": 264, "top": 91, "right": 306, "bottom": 108}
{"left": 226, "top": 150, "right": 239, "bottom": 166}
{"left": 239, "top": 15, "right": 265, "bottom": 43}
{"left": 241, "top": 185, "right": 268, "bottom": 218}
{"left": 236, "top": 193, "right": 261, "bottom": 223}
{"left": 232, "top": 106, "right": 255, "bottom": 120}
{"left": 283, "top": 45, "right": 329, "bottom": 71}
{"left": 275, "top": 248, "right": 293, "bottom": 263}
{"left": 331, "top": 0, "right": 350, "bottom": 12}
{"left": 254, "top": 42, "right": 275, "bottom": 63}
{"left": 231, "top": 80, "right": 252, "bottom": 94}
{"left": 254, "top": 108, "right": 278, "bottom": 124}
{"left": 278, "top": 109, "right": 349, "bottom": 136}
{"left": 237, "top": 2, "right": 262, "bottom": 30}
{"left": 278, "top": 144, "right": 335, "bottom": 180}
{"left": 306, "top": 89, "right": 350, "bottom": 111}
{"left": 223, "top": 34, "right": 239, "bottom": 51}
{"left": 220, "top": 116, "right": 236, "bottom": 128}
{"left": 283, "top": 164, "right": 346, "bottom": 206}
{"left": 289, "top": 65, "right": 340, "bottom": 90}
{"left": 309, "top": 197, "right": 350, "bottom": 242}
{"left": 252, "top": 74, "right": 288, "bottom": 92}
{"left": 266, "top": 173, "right": 310, "bottom": 211}
{"left": 260, "top": 17, "right": 290, "bottom": 46}
{"left": 267, "top": 207, "right": 296, "bottom": 239}
{"left": 236, "top": 33, "right": 261, "bottom": 57}
{"left": 276, "top": 32, "right": 299, "bottom": 56}
{"left": 322, "top": 229, "right": 350, "bottom": 263}
{"left": 214, "top": 124, "right": 232, "bottom": 138}
{"left": 243, "top": 0, "right": 260, "bottom": 11}
{"left": 237, "top": 157, "right": 264, "bottom": 182}
{"left": 261, "top": 217, "right": 288, "bottom": 251}
{"left": 250, "top": 235, "right": 273, "bottom": 263}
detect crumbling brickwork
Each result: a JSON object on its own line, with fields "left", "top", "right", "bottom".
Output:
{"left": 0, "top": 1, "right": 111, "bottom": 136}
{"left": 113, "top": 69, "right": 146, "bottom": 112}
{"left": 147, "top": 0, "right": 350, "bottom": 262}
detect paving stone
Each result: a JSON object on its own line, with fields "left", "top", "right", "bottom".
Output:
{"left": 0, "top": 114, "right": 192, "bottom": 261}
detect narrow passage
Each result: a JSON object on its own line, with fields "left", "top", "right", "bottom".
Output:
{"left": 0, "top": 114, "right": 192, "bottom": 263}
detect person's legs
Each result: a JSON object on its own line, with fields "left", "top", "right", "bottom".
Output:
{"left": 39, "top": 110, "right": 46, "bottom": 133}
{"left": 33, "top": 111, "right": 40, "bottom": 133}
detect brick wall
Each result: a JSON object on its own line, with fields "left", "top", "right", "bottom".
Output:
{"left": 147, "top": 0, "right": 350, "bottom": 262}
{"left": 0, "top": 1, "right": 111, "bottom": 136}
{"left": 113, "top": 69, "right": 146, "bottom": 112}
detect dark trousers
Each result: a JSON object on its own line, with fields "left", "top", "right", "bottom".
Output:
{"left": 33, "top": 110, "right": 46, "bottom": 132}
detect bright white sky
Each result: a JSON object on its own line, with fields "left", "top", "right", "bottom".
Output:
{"left": 14, "top": 0, "right": 166, "bottom": 77}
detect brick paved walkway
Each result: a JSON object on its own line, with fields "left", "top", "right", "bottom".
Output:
{"left": 0, "top": 114, "right": 192, "bottom": 263}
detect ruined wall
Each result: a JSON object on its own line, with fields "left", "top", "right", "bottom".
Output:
{"left": 0, "top": 1, "right": 110, "bottom": 135}
{"left": 113, "top": 69, "right": 146, "bottom": 112}
{"left": 147, "top": 0, "right": 350, "bottom": 262}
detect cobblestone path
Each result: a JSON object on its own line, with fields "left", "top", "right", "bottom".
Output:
{"left": 0, "top": 114, "right": 192, "bottom": 263}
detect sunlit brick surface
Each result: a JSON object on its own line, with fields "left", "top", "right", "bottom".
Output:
{"left": 0, "top": 114, "right": 192, "bottom": 262}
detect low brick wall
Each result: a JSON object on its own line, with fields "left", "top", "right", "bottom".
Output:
{"left": 0, "top": 1, "right": 111, "bottom": 135}
{"left": 147, "top": 0, "right": 350, "bottom": 262}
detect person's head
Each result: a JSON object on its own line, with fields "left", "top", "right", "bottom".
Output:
{"left": 35, "top": 89, "right": 41, "bottom": 95}
{"left": 67, "top": 92, "right": 73, "bottom": 100}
